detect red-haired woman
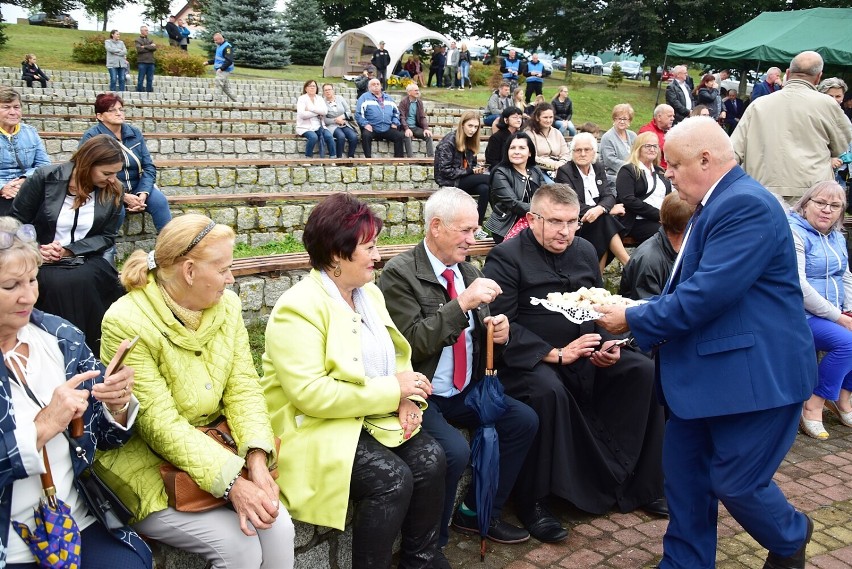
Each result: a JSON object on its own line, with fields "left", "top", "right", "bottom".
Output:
{"left": 80, "top": 93, "right": 172, "bottom": 232}
{"left": 263, "top": 193, "right": 446, "bottom": 569}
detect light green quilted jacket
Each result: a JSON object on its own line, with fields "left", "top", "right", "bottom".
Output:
{"left": 94, "top": 275, "right": 276, "bottom": 523}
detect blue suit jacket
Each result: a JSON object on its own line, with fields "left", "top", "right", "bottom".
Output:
{"left": 626, "top": 165, "right": 816, "bottom": 419}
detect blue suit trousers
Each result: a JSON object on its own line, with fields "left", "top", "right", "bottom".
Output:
{"left": 660, "top": 402, "right": 808, "bottom": 568}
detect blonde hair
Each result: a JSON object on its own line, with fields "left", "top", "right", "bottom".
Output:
{"left": 454, "top": 110, "right": 481, "bottom": 154}
{"left": 0, "top": 217, "right": 41, "bottom": 274}
{"left": 627, "top": 131, "right": 661, "bottom": 172}
{"left": 121, "top": 214, "right": 235, "bottom": 290}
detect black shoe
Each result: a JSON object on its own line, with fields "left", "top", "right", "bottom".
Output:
{"left": 517, "top": 501, "right": 569, "bottom": 543}
{"left": 451, "top": 510, "right": 530, "bottom": 544}
{"left": 763, "top": 514, "right": 813, "bottom": 569}
{"left": 432, "top": 549, "right": 452, "bottom": 569}
{"left": 641, "top": 497, "right": 669, "bottom": 518}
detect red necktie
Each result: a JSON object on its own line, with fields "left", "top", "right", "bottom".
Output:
{"left": 442, "top": 268, "right": 467, "bottom": 391}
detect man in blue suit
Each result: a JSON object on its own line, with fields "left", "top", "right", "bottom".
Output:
{"left": 597, "top": 117, "right": 817, "bottom": 569}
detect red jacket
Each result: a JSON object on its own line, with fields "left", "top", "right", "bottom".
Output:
{"left": 638, "top": 121, "right": 668, "bottom": 169}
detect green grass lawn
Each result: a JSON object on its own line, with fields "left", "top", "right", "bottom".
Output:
{"left": 0, "top": 23, "right": 669, "bottom": 129}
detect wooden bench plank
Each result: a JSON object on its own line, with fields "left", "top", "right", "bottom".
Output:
{"left": 230, "top": 240, "right": 495, "bottom": 277}
{"left": 168, "top": 190, "right": 435, "bottom": 206}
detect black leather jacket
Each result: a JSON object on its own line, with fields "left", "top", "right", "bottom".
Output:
{"left": 484, "top": 163, "right": 545, "bottom": 237}
{"left": 434, "top": 133, "right": 477, "bottom": 187}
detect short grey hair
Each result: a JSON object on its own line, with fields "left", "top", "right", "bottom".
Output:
{"left": 406, "top": 83, "right": 419, "bottom": 94}
{"left": 0, "top": 216, "right": 42, "bottom": 272}
{"left": 653, "top": 104, "right": 674, "bottom": 117}
{"left": 792, "top": 181, "right": 847, "bottom": 232}
{"left": 818, "top": 77, "right": 848, "bottom": 95}
{"left": 424, "top": 188, "right": 477, "bottom": 226}
{"left": 569, "top": 132, "right": 598, "bottom": 157}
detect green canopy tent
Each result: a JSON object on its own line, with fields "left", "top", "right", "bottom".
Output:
{"left": 666, "top": 7, "right": 852, "bottom": 70}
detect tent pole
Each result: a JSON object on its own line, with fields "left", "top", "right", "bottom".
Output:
{"left": 655, "top": 54, "right": 669, "bottom": 106}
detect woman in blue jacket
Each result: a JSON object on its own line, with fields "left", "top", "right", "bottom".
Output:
{"left": 80, "top": 93, "right": 172, "bottom": 232}
{"left": 0, "top": 88, "right": 50, "bottom": 216}
{"left": 789, "top": 181, "right": 852, "bottom": 439}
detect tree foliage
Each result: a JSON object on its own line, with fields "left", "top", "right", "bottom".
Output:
{"left": 318, "top": 0, "right": 461, "bottom": 38}
{"left": 80, "top": 0, "right": 134, "bottom": 30}
{"left": 201, "top": 0, "right": 291, "bottom": 68}
{"left": 141, "top": 0, "right": 173, "bottom": 25}
{"left": 283, "top": 0, "right": 330, "bottom": 65}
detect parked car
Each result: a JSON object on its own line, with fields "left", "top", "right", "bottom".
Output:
{"left": 644, "top": 66, "right": 673, "bottom": 81}
{"left": 28, "top": 12, "right": 78, "bottom": 28}
{"left": 469, "top": 45, "right": 489, "bottom": 61}
{"left": 553, "top": 57, "right": 567, "bottom": 71}
{"left": 572, "top": 55, "right": 603, "bottom": 75}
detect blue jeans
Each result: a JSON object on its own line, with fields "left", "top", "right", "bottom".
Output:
{"left": 555, "top": 119, "right": 577, "bottom": 136}
{"left": 118, "top": 186, "right": 172, "bottom": 232}
{"left": 108, "top": 67, "right": 126, "bottom": 92}
{"left": 332, "top": 126, "right": 358, "bottom": 158}
{"left": 301, "top": 128, "right": 336, "bottom": 158}
{"left": 483, "top": 114, "right": 499, "bottom": 126}
{"left": 137, "top": 62, "right": 154, "bottom": 92}
{"left": 808, "top": 316, "right": 852, "bottom": 400}
{"left": 459, "top": 60, "right": 470, "bottom": 88}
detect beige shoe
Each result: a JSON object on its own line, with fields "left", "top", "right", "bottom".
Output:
{"left": 824, "top": 400, "right": 852, "bottom": 427}
{"left": 800, "top": 415, "right": 829, "bottom": 439}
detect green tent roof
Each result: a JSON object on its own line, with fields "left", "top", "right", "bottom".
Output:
{"left": 666, "top": 8, "right": 852, "bottom": 69}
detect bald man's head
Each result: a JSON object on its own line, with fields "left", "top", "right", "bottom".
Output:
{"left": 789, "top": 51, "right": 823, "bottom": 84}
{"left": 663, "top": 117, "right": 736, "bottom": 205}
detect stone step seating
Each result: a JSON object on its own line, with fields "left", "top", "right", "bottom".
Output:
{"left": 43, "top": 133, "right": 437, "bottom": 160}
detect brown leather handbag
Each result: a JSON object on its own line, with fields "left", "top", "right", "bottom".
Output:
{"left": 159, "top": 417, "right": 281, "bottom": 512}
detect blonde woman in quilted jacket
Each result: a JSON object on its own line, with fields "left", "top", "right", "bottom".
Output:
{"left": 94, "top": 214, "right": 294, "bottom": 569}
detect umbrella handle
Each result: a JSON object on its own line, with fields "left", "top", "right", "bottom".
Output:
{"left": 70, "top": 417, "right": 83, "bottom": 438}
{"left": 40, "top": 449, "right": 57, "bottom": 500}
{"left": 486, "top": 320, "right": 494, "bottom": 371}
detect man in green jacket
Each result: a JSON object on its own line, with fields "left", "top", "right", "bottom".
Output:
{"left": 379, "top": 188, "right": 541, "bottom": 559}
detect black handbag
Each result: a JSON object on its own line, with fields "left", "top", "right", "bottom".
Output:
{"left": 72, "top": 446, "right": 133, "bottom": 530}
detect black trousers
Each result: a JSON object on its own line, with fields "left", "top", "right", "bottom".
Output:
{"left": 455, "top": 173, "right": 491, "bottom": 224}
{"left": 350, "top": 430, "right": 446, "bottom": 569}
{"left": 428, "top": 67, "right": 444, "bottom": 87}
{"left": 525, "top": 81, "right": 543, "bottom": 103}
{"left": 360, "top": 126, "right": 406, "bottom": 158}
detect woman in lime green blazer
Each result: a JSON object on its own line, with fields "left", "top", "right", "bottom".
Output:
{"left": 263, "top": 194, "right": 446, "bottom": 569}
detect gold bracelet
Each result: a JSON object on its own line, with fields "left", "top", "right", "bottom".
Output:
{"left": 107, "top": 401, "right": 130, "bottom": 415}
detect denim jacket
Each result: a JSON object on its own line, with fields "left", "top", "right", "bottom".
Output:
{"left": 80, "top": 122, "right": 156, "bottom": 195}
{"left": 0, "top": 124, "right": 50, "bottom": 185}
{"left": 0, "top": 311, "right": 150, "bottom": 567}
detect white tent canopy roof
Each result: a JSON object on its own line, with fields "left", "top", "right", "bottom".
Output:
{"left": 323, "top": 19, "right": 452, "bottom": 78}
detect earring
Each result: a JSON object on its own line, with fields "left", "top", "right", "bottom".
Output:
{"left": 333, "top": 263, "right": 342, "bottom": 277}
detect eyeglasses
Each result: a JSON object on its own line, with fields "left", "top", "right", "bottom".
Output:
{"left": 441, "top": 221, "right": 480, "bottom": 236}
{"left": 642, "top": 144, "right": 659, "bottom": 150}
{"left": 0, "top": 224, "right": 37, "bottom": 250}
{"left": 810, "top": 199, "right": 843, "bottom": 212}
{"left": 573, "top": 147, "right": 594, "bottom": 154}
{"left": 530, "top": 212, "right": 582, "bottom": 230}
{"left": 614, "top": 117, "right": 631, "bottom": 122}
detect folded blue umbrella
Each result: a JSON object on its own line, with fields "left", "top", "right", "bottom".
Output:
{"left": 464, "top": 321, "right": 509, "bottom": 562}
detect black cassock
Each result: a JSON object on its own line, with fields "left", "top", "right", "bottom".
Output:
{"left": 483, "top": 229, "right": 665, "bottom": 514}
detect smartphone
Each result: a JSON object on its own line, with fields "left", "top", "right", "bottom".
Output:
{"left": 105, "top": 335, "right": 140, "bottom": 377}
{"left": 598, "top": 337, "right": 633, "bottom": 354}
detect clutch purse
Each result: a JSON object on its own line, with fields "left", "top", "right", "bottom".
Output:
{"left": 362, "top": 395, "right": 428, "bottom": 447}
{"left": 159, "top": 416, "right": 281, "bottom": 513}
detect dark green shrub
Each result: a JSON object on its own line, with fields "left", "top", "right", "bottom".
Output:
{"left": 469, "top": 62, "right": 491, "bottom": 87}
{"left": 156, "top": 47, "right": 207, "bottom": 77}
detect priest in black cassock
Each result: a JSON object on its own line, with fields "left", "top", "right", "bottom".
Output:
{"left": 482, "top": 184, "right": 667, "bottom": 542}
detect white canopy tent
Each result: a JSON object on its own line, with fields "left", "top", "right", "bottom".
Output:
{"left": 323, "top": 19, "right": 452, "bottom": 78}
